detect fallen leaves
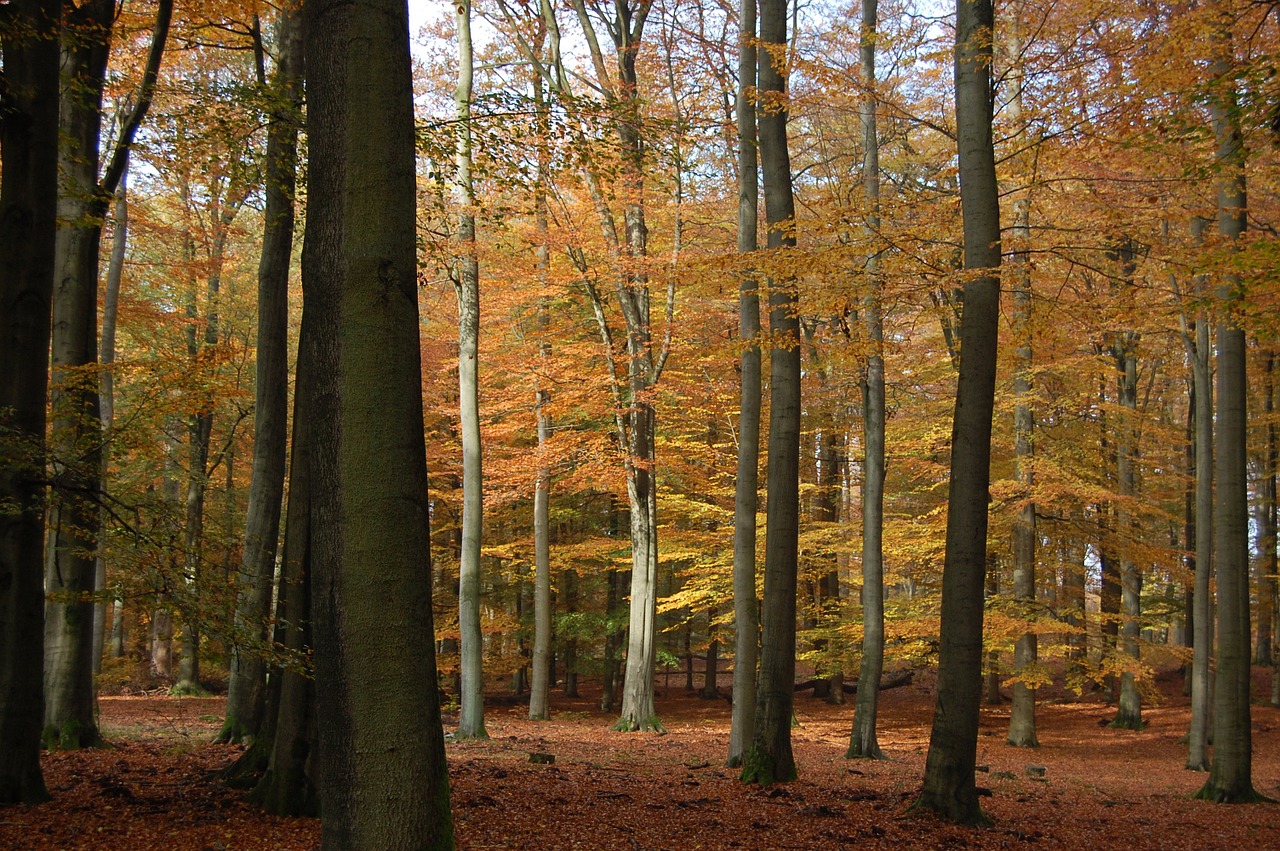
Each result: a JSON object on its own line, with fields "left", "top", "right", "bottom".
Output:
{"left": 3, "top": 671, "right": 1279, "bottom": 849}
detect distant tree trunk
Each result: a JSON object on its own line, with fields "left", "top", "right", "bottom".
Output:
{"left": 453, "top": 0, "right": 487, "bottom": 742}
{"left": 529, "top": 55, "right": 553, "bottom": 723}
{"left": 601, "top": 567, "right": 621, "bottom": 712}
{"left": 1109, "top": 243, "right": 1143, "bottom": 730}
{"left": 1186, "top": 237, "right": 1215, "bottom": 771}
{"left": 848, "top": 0, "right": 887, "bottom": 760}
{"left": 1005, "top": 0, "right": 1038, "bottom": 749}
{"left": 251, "top": 321, "right": 318, "bottom": 816}
{"left": 304, "top": 0, "right": 456, "bottom": 843}
{"left": 561, "top": 569, "right": 579, "bottom": 697}
{"left": 914, "top": 0, "right": 1001, "bottom": 825}
{"left": 220, "top": 8, "right": 300, "bottom": 746}
{"left": 728, "top": 0, "right": 761, "bottom": 770}
{"left": 1260, "top": 351, "right": 1277, "bottom": 688}
{"left": 1197, "top": 17, "right": 1259, "bottom": 800}
{"left": 1256, "top": 348, "right": 1276, "bottom": 668}
{"left": 0, "top": 0, "right": 60, "bottom": 804}
{"left": 701, "top": 629, "right": 721, "bottom": 696}
{"left": 742, "top": 0, "right": 800, "bottom": 786}
{"left": 102, "top": 166, "right": 129, "bottom": 663}
{"left": 985, "top": 561, "right": 1001, "bottom": 705}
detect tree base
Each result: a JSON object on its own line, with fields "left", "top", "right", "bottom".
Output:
{"left": 612, "top": 715, "right": 666, "bottom": 734}
{"left": 845, "top": 743, "right": 888, "bottom": 760}
{"left": 42, "top": 720, "right": 108, "bottom": 751}
{"left": 909, "top": 791, "right": 993, "bottom": 828}
{"left": 1193, "top": 782, "right": 1271, "bottom": 804}
{"left": 170, "top": 680, "right": 210, "bottom": 698}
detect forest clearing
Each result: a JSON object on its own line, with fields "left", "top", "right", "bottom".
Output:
{"left": 3, "top": 666, "right": 1279, "bottom": 850}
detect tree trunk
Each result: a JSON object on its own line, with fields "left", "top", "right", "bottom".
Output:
{"left": 303, "top": 0, "right": 456, "bottom": 843}
{"left": 728, "top": 0, "right": 761, "bottom": 770}
{"left": 848, "top": 0, "right": 887, "bottom": 760}
{"left": 742, "top": 0, "right": 800, "bottom": 786}
{"left": 1256, "top": 348, "right": 1276, "bottom": 668}
{"left": 251, "top": 322, "right": 318, "bottom": 817}
{"left": 1197, "top": 18, "right": 1258, "bottom": 800}
{"left": 453, "top": 0, "right": 488, "bottom": 742}
{"left": 914, "top": 0, "right": 1001, "bottom": 824}
{"left": 0, "top": 0, "right": 60, "bottom": 803}
{"left": 220, "top": 8, "right": 301, "bottom": 745}
{"left": 1186, "top": 258, "right": 1214, "bottom": 769}
{"left": 1005, "top": 0, "right": 1038, "bottom": 749}
{"left": 43, "top": 0, "right": 114, "bottom": 750}
{"left": 529, "top": 52, "right": 554, "bottom": 723}
{"left": 1261, "top": 351, "right": 1277, "bottom": 691}
{"left": 101, "top": 159, "right": 129, "bottom": 664}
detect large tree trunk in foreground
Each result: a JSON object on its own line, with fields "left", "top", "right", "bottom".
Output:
{"left": 914, "top": 0, "right": 1001, "bottom": 825}
{"left": 0, "top": 0, "right": 60, "bottom": 804}
{"left": 741, "top": 0, "right": 800, "bottom": 787}
{"left": 304, "top": 0, "right": 455, "bottom": 844}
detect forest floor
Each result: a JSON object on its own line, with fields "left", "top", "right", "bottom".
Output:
{"left": 3, "top": 666, "right": 1280, "bottom": 850}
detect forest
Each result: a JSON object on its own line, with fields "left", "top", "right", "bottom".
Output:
{"left": 1, "top": 0, "right": 1278, "bottom": 847}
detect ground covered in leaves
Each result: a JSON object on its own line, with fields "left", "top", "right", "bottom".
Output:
{"left": 4, "top": 669, "right": 1279, "bottom": 849}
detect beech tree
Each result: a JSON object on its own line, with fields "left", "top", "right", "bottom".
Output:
{"left": 914, "top": 0, "right": 1002, "bottom": 825}
{"left": 452, "top": 0, "right": 487, "bottom": 742}
{"left": 847, "top": 0, "right": 887, "bottom": 761}
{"left": 741, "top": 0, "right": 801, "bottom": 787}
{"left": 728, "top": 0, "right": 761, "bottom": 769}
{"left": 1197, "top": 0, "right": 1259, "bottom": 803}
{"left": 0, "top": 0, "right": 60, "bottom": 805}
{"left": 43, "top": 0, "right": 171, "bottom": 749}
{"left": 217, "top": 8, "right": 301, "bottom": 747}
{"left": 303, "top": 0, "right": 454, "bottom": 843}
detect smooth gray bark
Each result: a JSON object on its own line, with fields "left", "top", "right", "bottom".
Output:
{"left": 1197, "top": 24, "right": 1259, "bottom": 800}
{"left": 453, "top": 0, "right": 488, "bottom": 742}
{"left": 221, "top": 9, "right": 301, "bottom": 745}
{"left": 530, "top": 61, "right": 554, "bottom": 722}
{"left": 848, "top": 0, "right": 887, "bottom": 761}
{"left": 728, "top": 0, "right": 761, "bottom": 769}
{"left": 1005, "top": 1, "right": 1038, "bottom": 749}
{"left": 741, "top": 0, "right": 800, "bottom": 786}
{"left": 914, "top": 0, "right": 1001, "bottom": 825}
{"left": 304, "top": 0, "right": 455, "bottom": 843}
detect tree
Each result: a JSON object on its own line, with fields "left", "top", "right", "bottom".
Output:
{"left": 529, "top": 35, "right": 555, "bottom": 723}
{"left": 1196, "top": 0, "right": 1260, "bottom": 802}
{"left": 913, "top": 0, "right": 1002, "bottom": 825}
{"left": 452, "top": 0, "right": 488, "bottom": 742}
{"left": 741, "top": 0, "right": 801, "bottom": 787}
{"left": 303, "top": 0, "right": 455, "bottom": 843}
{"left": 0, "top": 0, "right": 60, "bottom": 805}
{"left": 43, "top": 0, "right": 171, "bottom": 749}
{"left": 219, "top": 7, "right": 302, "bottom": 746}
{"left": 1003, "top": 0, "right": 1038, "bottom": 749}
{"left": 728, "top": 0, "right": 761, "bottom": 769}
{"left": 847, "top": 0, "right": 888, "bottom": 761}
